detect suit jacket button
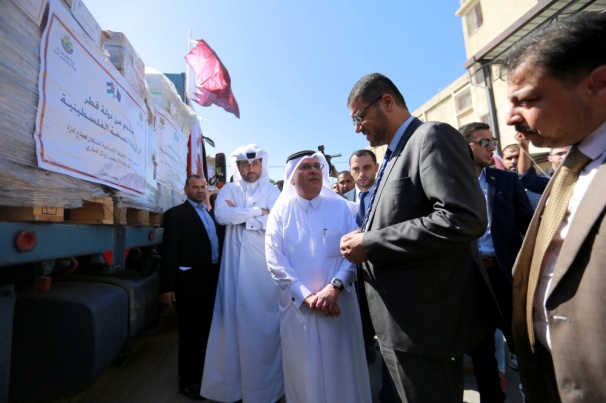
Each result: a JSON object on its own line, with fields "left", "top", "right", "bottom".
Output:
{"left": 291, "top": 297, "right": 295, "bottom": 301}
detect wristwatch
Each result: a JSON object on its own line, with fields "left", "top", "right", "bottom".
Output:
{"left": 330, "top": 278, "right": 344, "bottom": 291}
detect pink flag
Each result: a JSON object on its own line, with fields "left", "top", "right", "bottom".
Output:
{"left": 493, "top": 153, "right": 506, "bottom": 170}
{"left": 185, "top": 39, "right": 240, "bottom": 118}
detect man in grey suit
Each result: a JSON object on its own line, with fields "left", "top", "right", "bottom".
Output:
{"left": 499, "top": 12, "right": 606, "bottom": 402}
{"left": 340, "top": 73, "right": 488, "bottom": 402}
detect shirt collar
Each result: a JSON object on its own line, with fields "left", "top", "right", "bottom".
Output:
{"left": 577, "top": 119, "right": 606, "bottom": 162}
{"left": 478, "top": 167, "right": 486, "bottom": 181}
{"left": 187, "top": 199, "right": 208, "bottom": 211}
{"left": 387, "top": 115, "right": 415, "bottom": 154}
{"left": 356, "top": 187, "right": 369, "bottom": 198}
{"left": 240, "top": 180, "right": 260, "bottom": 192}
{"left": 295, "top": 193, "right": 321, "bottom": 211}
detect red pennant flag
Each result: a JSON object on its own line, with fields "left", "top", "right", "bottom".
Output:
{"left": 185, "top": 39, "right": 240, "bottom": 118}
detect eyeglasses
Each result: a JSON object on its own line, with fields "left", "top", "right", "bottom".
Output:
{"left": 469, "top": 138, "right": 499, "bottom": 149}
{"left": 298, "top": 163, "right": 324, "bottom": 172}
{"left": 352, "top": 95, "right": 383, "bottom": 125}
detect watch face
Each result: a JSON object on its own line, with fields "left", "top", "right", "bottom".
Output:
{"left": 331, "top": 278, "right": 343, "bottom": 290}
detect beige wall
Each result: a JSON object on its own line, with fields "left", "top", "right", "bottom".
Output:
{"left": 413, "top": 74, "right": 491, "bottom": 131}
{"left": 457, "top": 0, "right": 539, "bottom": 58}
{"left": 413, "top": 67, "right": 547, "bottom": 154}
{"left": 412, "top": 0, "right": 549, "bottom": 156}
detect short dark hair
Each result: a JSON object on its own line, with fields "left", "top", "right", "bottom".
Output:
{"left": 338, "top": 170, "right": 353, "bottom": 177}
{"left": 349, "top": 149, "right": 377, "bottom": 164}
{"left": 502, "top": 143, "right": 520, "bottom": 153}
{"left": 497, "top": 12, "right": 606, "bottom": 84}
{"left": 185, "top": 174, "right": 202, "bottom": 186}
{"left": 458, "top": 122, "right": 490, "bottom": 142}
{"left": 348, "top": 73, "right": 407, "bottom": 109}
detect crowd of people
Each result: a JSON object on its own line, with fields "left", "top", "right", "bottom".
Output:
{"left": 159, "top": 11, "right": 606, "bottom": 403}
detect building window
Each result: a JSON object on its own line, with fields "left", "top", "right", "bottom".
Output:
{"left": 455, "top": 88, "right": 472, "bottom": 114}
{"left": 465, "top": 3, "right": 483, "bottom": 35}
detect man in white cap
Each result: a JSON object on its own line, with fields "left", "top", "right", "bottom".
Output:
{"left": 201, "top": 144, "right": 283, "bottom": 403}
{"left": 265, "top": 150, "right": 371, "bottom": 403}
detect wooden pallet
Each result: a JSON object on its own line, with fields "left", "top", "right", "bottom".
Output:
{"left": 0, "top": 206, "right": 65, "bottom": 222}
{"left": 0, "top": 198, "right": 162, "bottom": 226}
{"left": 113, "top": 207, "right": 162, "bottom": 227}
{"left": 65, "top": 196, "right": 114, "bottom": 225}
{"left": 127, "top": 208, "right": 149, "bottom": 226}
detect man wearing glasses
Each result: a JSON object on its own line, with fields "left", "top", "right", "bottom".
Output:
{"left": 340, "top": 73, "right": 487, "bottom": 402}
{"left": 459, "top": 122, "right": 534, "bottom": 402}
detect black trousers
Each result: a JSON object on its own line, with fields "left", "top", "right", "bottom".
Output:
{"left": 175, "top": 264, "right": 219, "bottom": 389}
{"left": 381, "top": 346, "right": 464, "bottom": 403}
{"left": 471, "top": 259, "right": 514, "bottom": 403}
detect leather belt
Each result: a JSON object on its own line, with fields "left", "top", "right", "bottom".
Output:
{"left": 482, "top": 257, "right": 498, "bottom": 269}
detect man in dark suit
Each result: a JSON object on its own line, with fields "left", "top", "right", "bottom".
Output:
{"left": 345, "top": 148, "right": 396, "bottom": 401}
{"left": 343, "top": 149, "right": 378, "bottom": 226}
{"left": 337, "top": 170, "right": 355, "bottom": 195}
{"left": 499, "top": 12, "right": 606, "bottom": 401}
{"left": 340, "top": 73, "right": 488, "bottom": 402}
{"left": 159, "top": 175, "right": 223, "bottom": 401}
{"left": 459, "top": 122, "right": 534, "bottom": 402}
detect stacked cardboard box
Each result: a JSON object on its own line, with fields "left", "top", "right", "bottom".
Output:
{"left": 101, "top": 30, "right": 146, "bottom": 95}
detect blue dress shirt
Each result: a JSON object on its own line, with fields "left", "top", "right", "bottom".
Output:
{"left": 188, "top": 199, "right": 219, "bottom": 264}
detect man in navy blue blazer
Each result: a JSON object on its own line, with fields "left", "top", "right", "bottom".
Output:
{"left": 459, "top": 122, "right": 534, "bottom": 402}
{"left": 343, "top": 149, "right": 378, "bottom": 224}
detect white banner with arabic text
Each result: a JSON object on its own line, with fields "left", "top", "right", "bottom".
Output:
{"left": 35, "top": 0, "right": 147, "bottom": 195}
{"left": 155, "top": 107, "right": 188, "bottom": 192}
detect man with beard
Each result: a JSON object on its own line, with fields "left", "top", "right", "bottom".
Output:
{"left": 502, "top": 143, "right": 521, "bottom": 172}
{"left": 499, "top": 11, "right": 606, "bottom": 402}
{"left": 459, "top": 122, "right": 534, "bottom": 402}
{"left": 343, "top": 149, "right": 379, "bottom": 227}
{"left": 160, "top": 175, "right": 222, "bottom": 400}
{"left": 201, "top": 144, "right": 283, "bottom": 403}
{"left": 340, "top": 73, "right": 487, "bottom": 402}
{"left": 337, "top": 170, "right": 355, "bottom": 195}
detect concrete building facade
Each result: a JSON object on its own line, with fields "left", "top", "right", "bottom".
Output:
{"left": 413, "top": 0, "right": 606, "bottom": 162}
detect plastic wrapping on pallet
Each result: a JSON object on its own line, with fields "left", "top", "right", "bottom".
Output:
{"left": 0, "top": 0, "right": 195, "bottom": 216}
{"left": 0, "top": 0, "right": 107, "bottom": 208}
{"left": 145, "top": 67, "right": 198, "bottom": 134}
{"left": 101, "top": 30, "right": 147, "bottom": 96}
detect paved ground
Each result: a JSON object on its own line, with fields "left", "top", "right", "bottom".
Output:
{"left": 48, "top": 308, "right": 524, "bottom": 403}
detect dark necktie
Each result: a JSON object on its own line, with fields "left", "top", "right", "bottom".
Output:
{"left": 361, "top": 148, "right": 392, "bottom": 231}
{"left": 356, "top": 191, "right": 369, "bottom": 227}
{"left": 525, "top": 147, "right": 591, "bottom": 346}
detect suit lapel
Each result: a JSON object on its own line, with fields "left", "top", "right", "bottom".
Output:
{"left": 183, "top": 201, "right": 211, "bottom": 243}
{"left": 368, "top": 118, "right": 422, "bottom": 228}
{"left": 485, "top": 168, "right": 497, "bottom": 222}
{"left": 548, "top": 159, "right": 606, "bottom": 295}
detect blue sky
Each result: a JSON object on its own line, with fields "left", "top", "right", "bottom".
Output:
{"left": 85, "top": 0, "right": 467, "bottom": 182}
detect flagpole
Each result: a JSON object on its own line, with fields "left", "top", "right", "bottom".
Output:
{"left": 186, "top": 29, "right": 191, "bottom": 103}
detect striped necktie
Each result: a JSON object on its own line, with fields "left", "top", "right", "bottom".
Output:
{"left": 362, "top": 148, "right": 392, "bottom": 231}
{"left": 525, "top": 147, "right": 591, "bottom": 347}
{"left": 356, "top": 191, "right": 369, "bottom": 227}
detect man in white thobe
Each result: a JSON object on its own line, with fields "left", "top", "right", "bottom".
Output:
{"left": 266, "top": 151, "right": 371, "bottom": 403}
{"left": 202, "top": 144, "right": 283, "bottom": 403}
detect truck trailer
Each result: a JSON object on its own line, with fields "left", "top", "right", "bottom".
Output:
{"left": 0, "top": 0, "right": 215, "bottom": 400}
